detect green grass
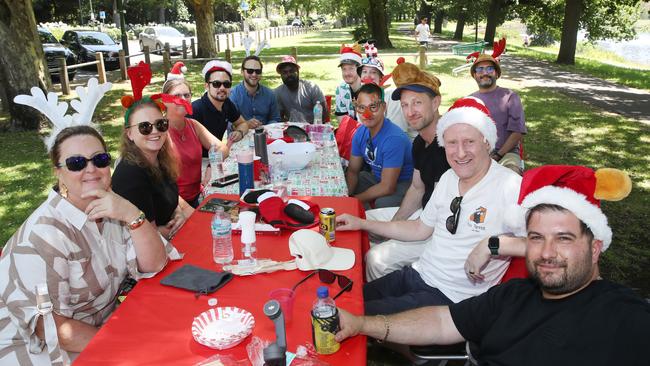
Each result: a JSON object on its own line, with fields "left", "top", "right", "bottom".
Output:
{"left": 1, "top": 26, "right": 649, "bottom": 297}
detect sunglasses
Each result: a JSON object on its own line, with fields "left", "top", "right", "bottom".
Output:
{"left": 126, "top": 118, "right": 169, "bottom": 135}
{"left": 209, "top": 80, "right": 232, "bottom": 89}
{"left": 244, "top": 68, "right": 263, "bottom": 75}
{"left": 292, "top": 269, "right": 353, "bottom": 300}
{"left": 366, "top": 130, "right": 376, "bottom": 162}
{"left": 446, "top": 196, "right": 463, "bottom": 234}
{"left": 57, "top": 152, "right": 111, "bottom": 172}
{"left": 475, "top": 65, "right": 496, "bottom": 74}
{"left": 355, "top": 101, "right": 383, "bottom": 114}
{"left": 172, "top": 92, "right": 192, "bottom": 99}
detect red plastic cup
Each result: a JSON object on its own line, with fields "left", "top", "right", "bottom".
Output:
{"left": 269, "top": 288, "right": 296, "bottom": 322}
{"left": 253, "top": 156, "right": 262, "bottom": 181}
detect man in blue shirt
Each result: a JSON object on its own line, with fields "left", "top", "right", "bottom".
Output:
{"left": 346, "top": 83, "right": 414, "bottom": 209}
{"left": 230, "top": 56, "right": 281, "bottom": 128}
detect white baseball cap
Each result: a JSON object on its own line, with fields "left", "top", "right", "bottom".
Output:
{"left": 289, "top": 230, "right": 355, "bottom": 271}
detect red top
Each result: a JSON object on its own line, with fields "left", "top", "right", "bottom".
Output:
{"left": 169, "top": 118, "right": 203, "bottom": 201}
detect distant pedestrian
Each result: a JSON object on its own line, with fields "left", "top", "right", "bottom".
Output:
{"left": 415, "top": 17, "right": 431, "bottom": 48}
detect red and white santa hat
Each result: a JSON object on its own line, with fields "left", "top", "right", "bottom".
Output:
{"left": 505, "top": 165, "right": 632, "bottom": 251}
{"left": 339, "top": 44, "right": 362, "bottom": 67}
{"left": 166, "top": 61, "right": 187, "bottom": 81}
{"left": 202, "top": 60, "right": 233, "bottom": 79}
{"left": 437, "top": 96, "right": 497, "bottom": 149}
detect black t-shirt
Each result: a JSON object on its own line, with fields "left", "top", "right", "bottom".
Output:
{"left": 449, "top": 278, "right": 650, "bottom": 366}
{"left": 112, "top": 159, "right": 178, "bottom": 226}
{"left": 412, "top": 135, "right": 450, "bottom": 208}
{"left": 190, "top": 93, "right": 241, "bottom": 156}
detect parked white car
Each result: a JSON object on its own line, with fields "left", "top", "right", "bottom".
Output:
{"left": 138, "top": 26, "right": 191, "bottom": 54}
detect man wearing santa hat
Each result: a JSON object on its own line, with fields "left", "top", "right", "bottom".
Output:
{"left": 334, "top": 44, "right": 363, "bottom": 122}
{"left": 337, "top": 96, "right": 522, "bottom": 315}
{"left": 334, "top": 165, "right": 649, "bottom": 366}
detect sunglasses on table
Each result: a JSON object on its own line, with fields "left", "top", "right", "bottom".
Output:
{"left": 126, "top": 118, "right": 169, "bottom": 135}
{"left": 209, "top": 80, "right": 232, "bottom": 89}
{"left": 292, "top": 269, "right": 353, "bottom": 300}
{"left": 57, "top": 152, "right": 111, "bottom": 172}
{"left": 244, "top": 68, "right": 263, "bottom": 75}
{"left": 474, "top": 65, "right": 496, "bottom": 74}
{"left": 446, "top": 196, "right": 463, "bottom": 234}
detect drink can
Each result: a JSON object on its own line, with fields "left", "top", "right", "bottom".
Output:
{"left": 319, "top": 208, "right": 336, "bottom": 242}
{"left": 311, "top": 308, "right": 340, "bottom": 354}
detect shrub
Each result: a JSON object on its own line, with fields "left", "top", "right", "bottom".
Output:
{"left": 248, "top": 18, "right": 271, "bottom": 31}
{"left": 171, "top": 22, "right": 196, "bottom": 37}
{"left": 214, "top": 21, "right": 241, "bottom": 34}
{"left": 350, "top": 24, "right": 370, "bottom": 42}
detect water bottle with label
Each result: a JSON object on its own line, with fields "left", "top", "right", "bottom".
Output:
{"left": 311, "top": 286, "right": 340, "bottom": 355}
{"left": 208, "top": 144, "right": 224, "bottom": 182}
{"left": 313, "top": 101, "right": 323, "bottom": 125}
{"left": 211, "top": 207, "right": 233, "bottom": 264}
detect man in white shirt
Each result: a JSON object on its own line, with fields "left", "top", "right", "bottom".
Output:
{"left": 415, "top": 17, "right": 431, "bottom": 47}
{"left": 337, "top": 96, "right": 522, "bottom": 315}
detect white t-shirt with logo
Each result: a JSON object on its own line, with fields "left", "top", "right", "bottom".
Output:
{"left": 415, "top": 23, "right": 431, "bottom": 42}
{"left": 412, "top": 160, "right": 522, "bottom": 302}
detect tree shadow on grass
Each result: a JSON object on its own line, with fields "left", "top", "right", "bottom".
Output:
{"left": 519, "top": 86, "right": 650, "bottom": 296}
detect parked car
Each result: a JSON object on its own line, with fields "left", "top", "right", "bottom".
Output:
{"left": 291, "top": 18, "right": 302, "bottom": 27}
{"left": 138, "top": 26, "right": 190, "bottom": 54}
{"left": 61, "top": 30, "right": 122, "bottom": 70}
{"left": 38, "top": 27, "right": 76, "bottom": 81}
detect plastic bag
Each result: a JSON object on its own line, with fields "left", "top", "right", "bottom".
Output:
{"left": 194, "top": 354, "right": 248, "bottom": 366}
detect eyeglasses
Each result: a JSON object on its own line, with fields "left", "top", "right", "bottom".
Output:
{"left": 354, "top": 101, "right": 383, "bottom": 114}
{"left": 209, "top": 80, "right": 232, "bottom": 89}
{"left": 292, "top": 269, "right": 353, "bottom": 300}
{"left": 57, "top": 152, "right": 111, "bottom": 172}
{"left": 126, "top": 118, "right": 169, "bottom": 135}
{"left": 446, "top": 196, "right": 463, "bottom": 234}
{"left": 172, "top": 92, "right": 191, "bottom": 99}
{"left": 474, "top": 65, "right": 496, "bottom": 74}
{"left": 366, "top": 131, "right": 376, "bottom": 162}
{"left": 244, "top": 68, "right": 263, "bottom": 75}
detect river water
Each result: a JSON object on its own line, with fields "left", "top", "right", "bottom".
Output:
{"left": 579, "top": 31, "right": 650, "bottom": 67}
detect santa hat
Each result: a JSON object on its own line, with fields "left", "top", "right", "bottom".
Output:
{"left": 338, "top": 44, "right": 362, "bottom": 67}
{"left": 468, "top": 37, "right": 506, "bottom": 77}
{"left": 505, "top": 165, "right": 632, "bottom": 251}
{"left": 166, "top": 61, "right": 187, "bottom": 81}
{"left": 437, "top": 96, "right": 497, "bottom": 149}
{"left": 202, "top": 60, "right": 232, "bottom": 79}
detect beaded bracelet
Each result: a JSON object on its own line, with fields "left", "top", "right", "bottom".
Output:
{"left": 376, "top": 314, "right": 390, "bottom": 343}
{"left": 127, "top": 211, "right": 146, "bottom": 231}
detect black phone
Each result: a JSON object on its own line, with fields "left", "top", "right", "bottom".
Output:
{"left": 212, "top": 177, "right": 239, "bottom": 188}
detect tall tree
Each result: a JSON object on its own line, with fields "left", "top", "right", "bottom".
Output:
{"left": 0, "top": 0, "right": 50, "bottom": 130}
{"left": 367, "top": 0, "right": 393, "bottom": 48}
{"left": 186, "top": 0, "right": 217, "bottom": 58}
{"left": 483, "top": 0, "right": 511, "bottom": 44}
{"left": 556, "top": 0, "right": 580, "bottom": 64}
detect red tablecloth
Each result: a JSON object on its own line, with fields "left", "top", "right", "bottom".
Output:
{"left": 75, "top": 195, "right": 367, "bottom": 366}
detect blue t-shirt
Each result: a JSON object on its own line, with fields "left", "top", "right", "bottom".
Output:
{"left": 351, "top": 118, "right": 414, "bottom": 182}
{"left": 229, "top": 82, "right": 281, "bottom": 124}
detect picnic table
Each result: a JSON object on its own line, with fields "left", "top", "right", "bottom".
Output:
{"left": 451, "top": 41, "right": 488, "bottom": 56}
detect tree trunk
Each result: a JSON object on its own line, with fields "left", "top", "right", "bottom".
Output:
{"left": 0, "top": 0, "right": 50, "bottom": 131}
{"left": 453, "top": 12, "right": 466, "bottom": 40}
{"left": 158, "top": 6, "right": 165, "bottom": 24}
{"left": 190, "top": 0, "right": 217, "bottom": 58}
{"left": 557, "top": 0, "right": 581, "bottom": 64}
{"left": 433, "top": 10, "right": 444, "bottom": 34}
{"left": 263, "top": 0, "right": 269, "bottom": 19}
{"left": 483, "top": 0, "right": 501, "bottom": 44}
{"left": 368, "top": 0, "right": 393, "bottom": 48}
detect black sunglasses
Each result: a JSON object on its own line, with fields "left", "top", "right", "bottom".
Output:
{"left": 244, "top": 68, "right": 263, "bottom": 75}
{"left": 209, "top": 80, "right": 232, "bottom": 89}
{"left": 57, "top": 152, "right": 111, "bottom": 172}
{"left": 126, "top": 118, "right": 169, "bottom": 135}
{"left": 446, "top": 196, "right": 463, "bottom": 234}
{"left": 292, "top": 269, "right": 353, "bottom": 300}
{"left": 366, "top": 130, "right": 375, "bottom": 162}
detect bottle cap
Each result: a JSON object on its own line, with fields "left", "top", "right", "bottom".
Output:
{"left": 317, "top": 286, "right": 329, "bottom": 298}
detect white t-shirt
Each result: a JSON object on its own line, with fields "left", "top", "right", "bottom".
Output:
{"left": 415, "top": 23, "right": 430, "bottom": 42}
{"left": 412, "top": 160, "right": 522, "bottom": 302}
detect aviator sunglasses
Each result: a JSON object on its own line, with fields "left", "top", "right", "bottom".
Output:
{"left": 292, "top": 269, "right": 353, "bottom": 300}
{"left": 446, "top": 196, "right": 463, "bottom": 234}
{"left": 244, "top": 68, "right": 263, "bottom": 75}
{"left": 57, "top": 152, "right": 111, "bottom": 172}
{"left": 126, "top": 118, "right": 169, "bottom": 135}
{"left": 209, "top": 80, "right": 232, "bottom": 89}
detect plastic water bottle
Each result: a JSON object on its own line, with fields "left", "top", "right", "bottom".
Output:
{"left": 211, "top": 207, "right": 233, "bottom": 264}
{"left": 208, "top": 144, "right": 224, "bottom": 181}
{"left": 313, "top": 101, "right": 323, "bottom": 125}
{"left": 311, "top": 286, "right": 340, "bottom": 354}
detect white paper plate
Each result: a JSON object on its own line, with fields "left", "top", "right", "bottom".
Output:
{"left": 191, "top": 307, "right": 255, "bottom": 349}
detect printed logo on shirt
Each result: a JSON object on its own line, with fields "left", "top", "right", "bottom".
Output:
{"left": 467, "top": 206, "right": 487, "bottom": 232}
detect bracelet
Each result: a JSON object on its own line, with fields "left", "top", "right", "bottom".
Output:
{"left": 127, "top": 211, "right": 146, "bottom": 231}
{"left": 376, "top": 314, "right": 390, "bottom": 343}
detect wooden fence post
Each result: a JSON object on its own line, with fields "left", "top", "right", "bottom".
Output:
{"left": 226, "top": 35, "right": 230, "bottom": 51}
{"left": 118, "top": 50, "right": 128, "bottom": 80}
{"left": 163, "top": 43, "right": 171, "bottom": 78}
{"left": 95, "top": 52, "right": 106, "bottom": 84}
{"left": 225, "top": 49, "right": 231, "bottom": 63}
{"left": 144, "top": 46, "right": 150, "bottom": 64}
{"left": 291, "top": 47, "right": 297, "bottom": 61}
{"left": 58, "top": 57, "right": 71, "bottom": 95}
{"left": 191, "top": 38, "right": 196, "bottom": 58}
{"left": 216, "top": 35, "right": 221, "bottom": 54}
{"left": 182, "top": 40, "right": 187, "bottom": 59}
{"left": 231, "top": 33, "right": 235, "bottom": 48}
{"left": 418, "top": 45, "right": 427, "bottom": 69}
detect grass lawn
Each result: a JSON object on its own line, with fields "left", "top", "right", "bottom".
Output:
{"left": 1, "top": 25, "right": 648, "bottom": 297}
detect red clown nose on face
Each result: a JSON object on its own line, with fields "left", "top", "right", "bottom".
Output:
{"left": 362, "top": 109, "right": 373, "bottom": 119}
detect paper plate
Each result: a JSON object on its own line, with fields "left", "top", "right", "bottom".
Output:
{"left": 191, "top": 307, "right": 255, "bottom": 349}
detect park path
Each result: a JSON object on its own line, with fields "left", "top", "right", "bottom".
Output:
{"left": 422, "top": 32, "right": 650, "bottom": 125}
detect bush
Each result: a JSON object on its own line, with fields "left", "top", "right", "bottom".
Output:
{"left": 171, "top": 22, "right": 196, "bottom": 37}
{"left": 248, "top": 18, "right": 271, "bottom": 31}
{"left": 530, "top": 32, "right": 556, "bottom": 47}
{"left": 214, "top": 21, "right": 241, "bottom": 34}
{"left": 350, "top": 24, "right": 370, "bottom": 42}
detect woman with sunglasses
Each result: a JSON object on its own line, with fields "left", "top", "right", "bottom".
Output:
{"left": 112, "top": 98, "right": 192, "bottom": 240}
{"left": 0, "top": 123, "right": 179, "bottom": 363}
{"left": 162, "top": 79, "right": 229, "bottom": 207}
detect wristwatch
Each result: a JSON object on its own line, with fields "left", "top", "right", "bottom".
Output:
{"left": 488, "top": 235, "right": 500, "bottom": 256}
